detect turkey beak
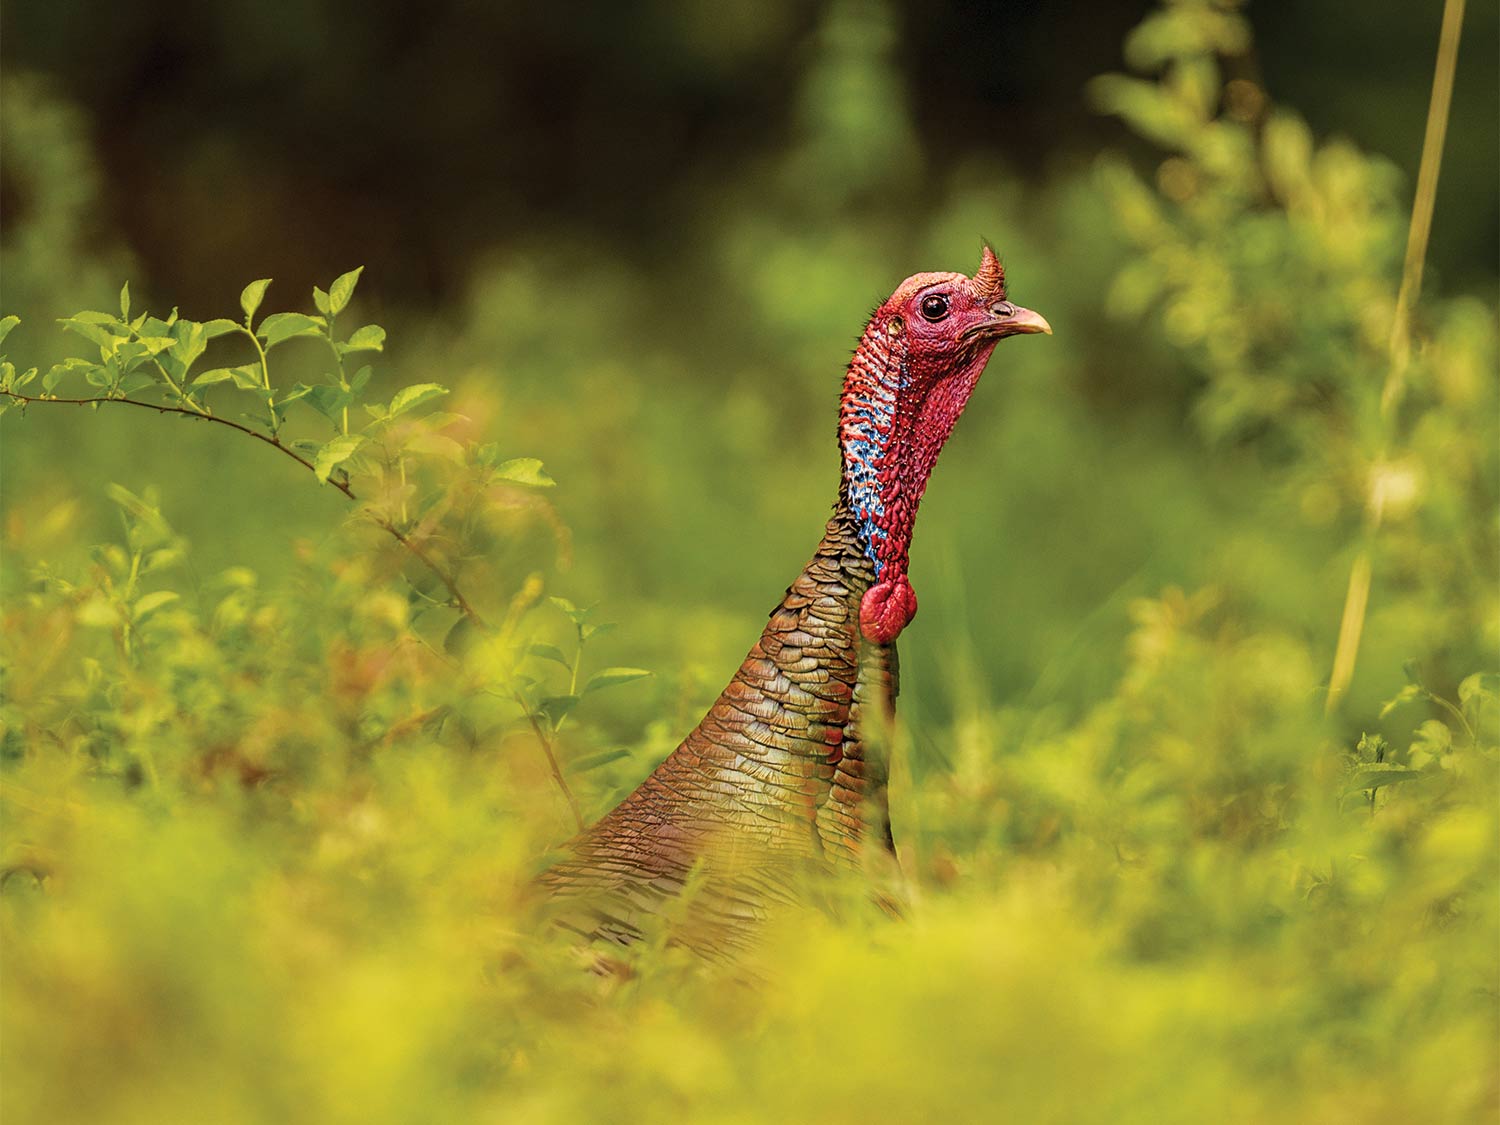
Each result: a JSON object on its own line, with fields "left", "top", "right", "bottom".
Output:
{"left": 990, "top": 303, "right": 1051, "bottom": 337}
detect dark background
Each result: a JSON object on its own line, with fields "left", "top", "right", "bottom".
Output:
{"left": 4, "top": 1, "right": 1496, "bottom": 312}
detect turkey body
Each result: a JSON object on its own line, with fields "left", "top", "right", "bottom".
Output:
{"left": 538, "top": 503, "right": 898, "bottom": 951}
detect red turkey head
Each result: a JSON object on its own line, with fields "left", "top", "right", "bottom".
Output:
{"left": 839, "top": 244, "right": 1050, "bottom": 644}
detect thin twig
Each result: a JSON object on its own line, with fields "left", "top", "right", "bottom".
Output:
{"left": 1, "top": 389, "right": 485, "bottom": 628}
{"left": 1324, "top": 0, "right": 1465, "bottom": 715}
{"left": 516, "top": 694, "right": 586, "bottom": 832}
{"left": 374, "top": 515, "right": 488, "bottom": 629}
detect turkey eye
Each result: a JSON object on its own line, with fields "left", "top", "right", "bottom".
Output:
{"left": 920, "top": 294, "right": 949, "bottom": 321}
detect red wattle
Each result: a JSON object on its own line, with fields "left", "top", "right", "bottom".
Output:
{"left": 859, "top": 576, "right": 918, "bottom": 645}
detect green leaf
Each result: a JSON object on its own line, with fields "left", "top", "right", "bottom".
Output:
{"left": 274, "top": 384, "right": 314, "bottom": 409}
{"left": 492, "top": 457, "right": 555, "bottom": 487}
{"left": 201, "top": 318, "right": 242, "bottom": 340}
{"left": 548, "top": 596, "right": 584, "bottom": 623}
{"left": 104, "top": 484, "right": 172, "bottom": 543}
{"left": 1378, "top": 683, "right": 1423, "bottom": 720}
{"left": 444, "top": 615, "right": 478, "bottom": 657}
{"left": 71, "top": 310, "right": 129, "bottom": 330}
{"left": 341, "top": 325, "right": 385, "bottom": 353}
{"left": 1457, "top": 674, "right": 1494, "bottom": 708}
{"left": 537, "top": 695, "right": 579, "bottom": 727}
{"left": 572, "top": 748, "right": 630, "bottom": 772}
{"left": 0, "top": 316, "right": 18, "bottom": 346}
{"left": 529, "top": 643, "right": 572, "bottom": 669}
{"left": 240, "top": 279, "right": 272, "bottom": 323}
{"left": 168, "top": 320, "right": 208, "bottom": 370}
{"left": 388, "top": 382, "right": 448, "bottom": 417}
{"left": 137, "top": 336, "right": 176, "bottom": 356}
{"left": 583, "top": 667, "right": 653, "bottom": 695}
{"left": 119, "top": 282, "right": 131, "bottom": 321}
{"left": 350, "top": 364, "right": 374, "bottom": 393}
{"left": 1343, "top": 765, "right": 1423, "bottom": 794}
{"left": 193, "top": 365, "right": 263, "bottom": 389}
{"left": 305, "top": 384, "right": 354, "bottom": 421}
{"left": 58, "top": 318, "right": 119, "bottom": 349}
{"left": 258, "top": 312, "right": 325, "bottom": 348}
{"left": 132, "top": 590, "right": 180, "bottom": 622}
{"left": 312, "top": 286, "right": 331, "bottom": 316}
{"left": 1411, "top": 719, "right": 1453, "bottom": 757}
{"left": 313, "top": 434, "right": 366, "bottom": 482}
{"left": 328, "top": 267, "right": 364, "bottom": 316}
{"left": 404, "top": 430, "right": 466, "bottom": 464}
{"left": 76, "top": 596, "right": 122, "bottom": 628}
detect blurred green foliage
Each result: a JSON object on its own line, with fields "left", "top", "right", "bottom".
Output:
{"left": 2, "top": 1, "right": 1497, "bottom": 1121}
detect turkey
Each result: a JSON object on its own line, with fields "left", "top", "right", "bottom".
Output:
{"left": 540, "top": 246, "right": 1050, "bottom": 953}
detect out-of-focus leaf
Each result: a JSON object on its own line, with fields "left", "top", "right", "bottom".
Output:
{"left": 529, "top": 643, "right": 572, "bottom": 669}
{"left": 536, "top": 695, "right": 579, "bottom": 727}
{"left": 132, "top": 591, "right": 180, "bottom": 621}
{"left": 492, "top": 457, "right": 555, "bottom": 487}
{"left": 582, "top": 668, "right": 652, "bottom": 695}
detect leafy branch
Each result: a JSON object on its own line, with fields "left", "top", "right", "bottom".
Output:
{"left": 504, "top": 597, "right": 653, "bottom": 832}
{"left": 0, "top": 271, "right": 550, "bottom": 631}
{"left": 0, "top": 271, "right": 621, "bottom": 821}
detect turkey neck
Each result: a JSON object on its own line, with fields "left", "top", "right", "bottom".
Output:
{"left": 543, "top": 499, "right": 891, "bottom": 888}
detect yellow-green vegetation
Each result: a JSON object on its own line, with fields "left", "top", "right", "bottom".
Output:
{"left": 2, "top": 2, "right": 1495, "bottom": 1122}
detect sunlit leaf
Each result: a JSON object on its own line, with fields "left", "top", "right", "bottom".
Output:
{"left": 342, "top": 325, "right": 385, "bottom": 353}
{"left": 258, "top": 312, "right": 325, "bottom": 348}
{"left": 58, "top": 318, "right": 119, "bottom": 349}
{"left": 328, "top": 267, "right": 364, "bottom": 316}
{"left": 492, "top": 457, "right": 555, "bottom": 487}
{"left": 313, "top": 434, "right": 365, "bottom": 482}
{"left": 201, "top": 319, "right": 242, "bottom": 340}
{"left": 388, "top": 382, "right": 448, "bottom": 417}
{"left": 240, "top": 278, "right": 271, "bottom": 322}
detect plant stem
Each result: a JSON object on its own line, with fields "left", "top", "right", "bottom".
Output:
{"left": 1324, "top": 0, "right": 1464, "bottom": 715}
{"left": 516, "top": 693, "right": 585, "bottom": 832}
{"left": 323, "top": 317, "right": 350, "bottom": 436}
{"left": 238, "top": 325, "right": 279, "bottom": 436}
{"left": 134, "top": 338, "right": 210, "bottom": 417}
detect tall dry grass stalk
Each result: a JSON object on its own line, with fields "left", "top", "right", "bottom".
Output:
{"left": 1324, "top": 0, "right": 1467, "bottom": 715}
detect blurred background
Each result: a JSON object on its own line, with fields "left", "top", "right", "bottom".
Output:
{"left": 3, "top": 0, "right": 1495, "bottom": 731}
{"left": 3, "top": 3, "right": 1498, "bottom": 1121}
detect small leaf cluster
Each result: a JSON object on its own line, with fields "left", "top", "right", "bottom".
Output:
{"left": 515, "top": 597, "right": 653, "bottom": 778}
